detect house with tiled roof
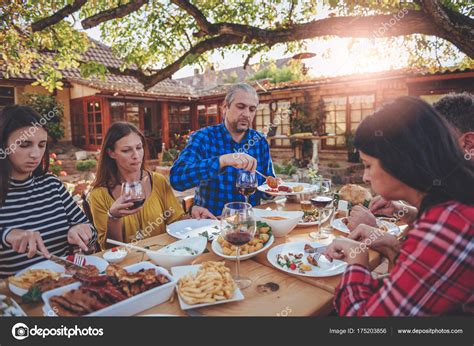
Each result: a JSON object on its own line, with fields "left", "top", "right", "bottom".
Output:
{"left": 1, "top": 39, "right": 473, "bottom": 162}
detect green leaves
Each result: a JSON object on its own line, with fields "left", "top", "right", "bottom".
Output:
{"left": 0, "top": 0, "right": 471, "bottom": 91}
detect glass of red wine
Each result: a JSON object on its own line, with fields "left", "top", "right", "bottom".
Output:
{"left": 122, "top": 181, "right": 146, "bottom": 239}
{"left": 220, "top": 202, "right": 256, "bottom": 289}
{"left": 309, "top": 179, "right": 333, "bottom": 240}
{"left": 236, "top": 170, "right": 258, "bottom": 204}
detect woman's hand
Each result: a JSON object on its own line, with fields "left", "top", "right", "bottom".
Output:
{"left": 369, "top": 196, "right": 417, "bottom": 223}
{"left": 348, "top": 224, "right": 400, "bottom": 262}
{"left": 68, "top": 224, "right": 93, "bottom": 252}
{"left": 347, "top": 205, "right": 377, "bottom": 230}
{"left": 191, "top": 206, "right": 217, "bottom": 220}
{"left": 5, "top": 229, "right": 50, "bottom": 258}
{"left": 323, "top": 238, "right": 369, "bottom": 267}
{"left": 109, "top": 194, "right": 143, "bottom": 219}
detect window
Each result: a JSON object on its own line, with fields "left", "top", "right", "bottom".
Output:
{"left": 71, "top": 99, "right": 85, "bottom": 147}
{"left": 109, "top": 101, "right": 141, "bottom": 129}
{"left": 419, "top": 94, "right": 448, "bottom": 105}
{"left": 0, "top": 86, "right": 15, "bottom": 110}
{"left": 253, "top": 100, "right": 291, "bottom": 147}
{"left": 85, "top": 98, "right": 104, "bottom": 147}
{"left": 169, "top": 104, "right": 191, "bottom": 135}
{"left": 272, "top": 100, "right": 291, "bottom": 147}
{"left": 197, "top": 103, "right": 219, "bottom": 128}
{"left": 254, "top": 103, "right": 271, "bottom": 134}
{"left": 323, "top": 95, "right": 374, "bottom": 149}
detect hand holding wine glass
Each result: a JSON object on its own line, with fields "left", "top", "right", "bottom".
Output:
{"left": 220, "top": 202, "right": 256, "bottom": 289}
{"left": 109, "top": 181, "right": 145, "bottom": 230}
{"left": 122, "top": 181, "right": 146, "bottom": 209}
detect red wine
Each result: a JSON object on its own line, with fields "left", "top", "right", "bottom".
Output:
{"left": 128, "top": 198, "right": 145, "bottom": 209}
{"left": 225, "top": 232, "right": 253, "bottom": 246}
{"left": 238, "top": 186, "right": 257, "bottom": 196}
{"left": 311, "top": 196, "right": 333, "bottom": 208}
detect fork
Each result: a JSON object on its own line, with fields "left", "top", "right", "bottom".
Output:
{"left": 73, "top": 253, "right": 85, "bottom": 267}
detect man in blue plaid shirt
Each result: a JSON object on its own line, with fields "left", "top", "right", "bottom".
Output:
{"left": 170, "top": 83, "right": 276, "bottom": 217}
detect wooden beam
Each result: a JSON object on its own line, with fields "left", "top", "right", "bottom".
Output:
{"left": 161, "top": 101, "right": 170, "bottom": 149}
{"left": 190, "top": 103, "right": 198, "bottom": 131}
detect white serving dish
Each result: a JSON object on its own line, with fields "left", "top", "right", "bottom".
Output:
{"left": 166, "top": 219, "right": 220, "bottom": 240}
{"left": 171, "top": 264, "right": 244, "bottom": 310}
{"left": 211, "top": 234, "right": 274, "bottom": 261}
{"left": 42, "top": 262, "right": 176, "bottom": 316}
{"left": 146, "top": 236, "right": 207, "bottom": 269}
{"left": 9, "top": 255, "right": 108, "bottom": 296}
{"left": 103, "top": 249, "right": 128, "bottom": 264}
{"left": 0, "top": 294, "right": 27, "bottom": 316}
{"left": 253, "top": 209, "right": 303, "bottom": 237}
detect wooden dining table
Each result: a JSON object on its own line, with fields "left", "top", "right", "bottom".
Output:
{"left": 1, "top": 200, "right": 402, "bottom": 317}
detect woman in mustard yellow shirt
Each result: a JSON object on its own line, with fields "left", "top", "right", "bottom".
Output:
{"left": 88, "top": 122, "right": 213, "bottom": 249}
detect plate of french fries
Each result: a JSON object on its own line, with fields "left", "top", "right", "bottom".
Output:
{"left": 8, "top": 261, "right": 65, "bottom": 296}
{"left": 171, "top": 261, "right": 244, "bottom": 310}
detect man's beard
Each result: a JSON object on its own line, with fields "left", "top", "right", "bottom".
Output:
{"left": 229, "top": 118, "right": 249, "bottom": 133}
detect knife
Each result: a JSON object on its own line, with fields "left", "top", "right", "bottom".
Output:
{"left": 36, "top": 251, "right": 85, "bottom": 272}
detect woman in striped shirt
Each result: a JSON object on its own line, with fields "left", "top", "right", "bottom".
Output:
{"left": 0, "top": 105, "right": 97, "bottom": 278}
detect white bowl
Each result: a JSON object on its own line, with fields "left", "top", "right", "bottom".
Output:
{"left": 103, "top": 248, "right": 128, "bottom": 264}
{"left": 253, "top": 209, "right": 303, "bottom": 237}
{"left": 146, "top": 236, "right": 207, "bottom": 269}
{"left": 211, "top": 234, "right": 274, "bottom": 261}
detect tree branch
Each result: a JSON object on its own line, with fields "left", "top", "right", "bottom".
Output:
{"left": 104, "top": 34, "right": 246, "bottom": 89}
{"left": 170, "top": 0, "right": 213, "bottom": 34}
{"left": 81, "top": 0, "right": 149, "bottom": 29}
{"left": 420, "top": 0, "right": 474, "bottom": 57}
{"left": 31, "top": 0, "right": 88, "bottom": 32}
{"left": 106, "top": 10, "right": 454, "bottom": 89}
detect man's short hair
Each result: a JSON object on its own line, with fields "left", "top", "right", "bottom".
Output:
{"left": 433, "top": 92, "right": 474, "bottom": 133}
{"left": 224, "top": 83, "right": 259, "bottom": 106}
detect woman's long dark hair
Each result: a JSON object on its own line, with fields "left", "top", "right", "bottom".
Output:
{"left": 92, "top": 122, "right": 148, "bottom": 189}
{"left": 354, "top": 96, "right": 474, "bottom": 215}
{"left": 0, "top": 105, "right": 50, "bottom": 206}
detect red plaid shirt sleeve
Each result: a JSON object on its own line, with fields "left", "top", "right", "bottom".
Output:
{"left": 334, "top": 201, "right": 474, "bottom": 316}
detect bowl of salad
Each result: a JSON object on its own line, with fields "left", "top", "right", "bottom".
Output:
{"left": 146, "top": 236, "right": 207, "bottom": 269}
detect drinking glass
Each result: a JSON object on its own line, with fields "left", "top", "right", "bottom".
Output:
{"left": 220, "top": 202, "right": 256, "bottom": 289}
{"left": 236, "top": 171, "right": 258, "bottom": 204}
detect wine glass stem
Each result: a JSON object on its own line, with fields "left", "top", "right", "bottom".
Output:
{"left": 318, "top": 208, "right": 322, "bottom": 238}
{"left": 235, "top": 246, "right": 241, "bottom": 280}
{"left": 244, "top": 196, "right": 249, "bottom": 204}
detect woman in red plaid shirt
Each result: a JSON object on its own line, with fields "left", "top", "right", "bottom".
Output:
{"left": 324, "top": 96, "right": 474, "bottom": 316}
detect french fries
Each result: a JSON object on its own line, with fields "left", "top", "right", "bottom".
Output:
{"left": 8, "top": 269, "right": 61, "bottom": 289}
{"left": 177, "top": 261, "right": 236, "bottom": 305}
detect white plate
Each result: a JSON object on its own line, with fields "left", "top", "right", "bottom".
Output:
{"left": 257, "top": 182, "right": 316, "bottom": 196}
{"left": 0, "top": 295, "right": 27, "bottom": 316}
{"left": 166, "top": 219, "right": 220, "bottom": 240}
{"left": 211, "top": 235, "right": 274, "bottom": 261}
{"left": 8, "top": 255, "right": 108, "bottom": 296}
{"left": 297, "top": 209, "right": 332, "bottom": 227}
{"left": 42, "top": 262, "right": 177, "bottom": 316}
{"left": 331, "top": 217, "right": 400, "bottom": 235}
{"left": 267, "top": 242, "right": 347, "bottom": 278}
{"left": 171, "top": 264, "right": 244, "bottom": 310}
{"left": 8, "top": 260, "right": 66, "bottom": 296}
